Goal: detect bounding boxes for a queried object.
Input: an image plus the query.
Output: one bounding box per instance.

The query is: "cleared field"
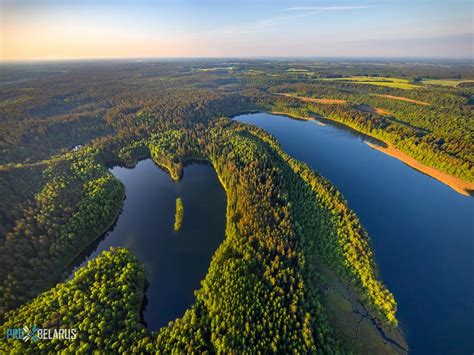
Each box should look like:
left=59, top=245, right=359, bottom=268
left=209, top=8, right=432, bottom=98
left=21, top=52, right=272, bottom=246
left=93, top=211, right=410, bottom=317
left=244, top=69, right=264, bottom=75
left=197, top=67, right=234, bottom=72
left=321, top=76, right=421, bottom=90
left=355, top=105, right=391, bottom=115
left=0, top=96, right=31, bottom=108
left=421, top=79, right=474, bottom=87
left=372, top=94, right=430, bottom=106
left=278, top=93, right=346, bottom=104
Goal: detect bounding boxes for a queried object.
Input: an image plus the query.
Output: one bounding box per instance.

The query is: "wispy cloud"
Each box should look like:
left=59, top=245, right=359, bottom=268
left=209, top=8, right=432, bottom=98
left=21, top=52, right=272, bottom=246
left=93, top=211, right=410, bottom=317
left=201, top=10, right=322, bottom=35
left=285, top=5, right=375, bottom=11
left=211, top=5, right=374, bottom=36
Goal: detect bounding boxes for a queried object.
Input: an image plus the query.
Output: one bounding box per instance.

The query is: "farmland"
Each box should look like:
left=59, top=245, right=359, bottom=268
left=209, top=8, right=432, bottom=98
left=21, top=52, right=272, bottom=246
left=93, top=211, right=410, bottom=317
left=320, top=76, right=421, bottom=90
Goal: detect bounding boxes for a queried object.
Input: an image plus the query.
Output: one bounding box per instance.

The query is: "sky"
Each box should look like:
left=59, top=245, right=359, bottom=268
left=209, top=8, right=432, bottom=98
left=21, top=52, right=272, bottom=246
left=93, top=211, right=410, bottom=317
left=1, top=0, right=473, bottom=61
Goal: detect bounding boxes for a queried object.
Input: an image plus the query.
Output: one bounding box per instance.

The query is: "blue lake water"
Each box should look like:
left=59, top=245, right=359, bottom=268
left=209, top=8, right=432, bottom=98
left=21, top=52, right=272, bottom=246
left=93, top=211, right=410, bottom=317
left=235, top=112, right=474, bottom=355
left=71, top=160, right=226, bottom=330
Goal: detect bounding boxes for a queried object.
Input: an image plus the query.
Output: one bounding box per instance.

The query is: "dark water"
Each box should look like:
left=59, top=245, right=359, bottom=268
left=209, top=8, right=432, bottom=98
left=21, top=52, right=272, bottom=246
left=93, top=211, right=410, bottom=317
left=235, top=113, right=474, bottom=355
left=71, top=160, right=226, bottom=330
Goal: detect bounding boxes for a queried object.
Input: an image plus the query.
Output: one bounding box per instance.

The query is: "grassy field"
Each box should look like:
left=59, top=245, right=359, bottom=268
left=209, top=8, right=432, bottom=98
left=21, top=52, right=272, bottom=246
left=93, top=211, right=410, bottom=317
left=421, top=79, right=474, bottom=87
left=315, top=263, right=407, bottom=353
left=372, top=94, right=430, bottom=105
left=197, top=66, right=235, bottom=72
left=278, top=93, right=346, bottom=104
left=0, top=95, right=31, bottom=108
left=286, top=68, right=309, bottom=72
left=321, top=76, right=421, bottom=90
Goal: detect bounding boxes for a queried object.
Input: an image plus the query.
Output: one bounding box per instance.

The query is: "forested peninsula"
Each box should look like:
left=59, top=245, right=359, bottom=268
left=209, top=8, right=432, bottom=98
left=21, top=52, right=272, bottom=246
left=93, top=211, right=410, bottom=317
left=2, top=59, right=472, bottom=352
left=0, top=120, right=406, bottom=353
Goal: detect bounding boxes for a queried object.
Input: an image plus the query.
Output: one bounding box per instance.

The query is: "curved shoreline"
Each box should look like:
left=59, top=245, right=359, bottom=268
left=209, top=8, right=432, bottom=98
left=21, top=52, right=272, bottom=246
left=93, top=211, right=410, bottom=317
left=366, top=142, right=474, bottom=196
left=60, top=188, right=125, bottom=281
left=268, top=111, right=473, bottom=197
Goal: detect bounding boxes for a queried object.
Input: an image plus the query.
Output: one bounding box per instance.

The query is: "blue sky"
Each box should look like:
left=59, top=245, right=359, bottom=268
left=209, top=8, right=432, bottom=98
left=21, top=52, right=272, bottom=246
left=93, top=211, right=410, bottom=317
left=2, top=0, right=473, bottom=60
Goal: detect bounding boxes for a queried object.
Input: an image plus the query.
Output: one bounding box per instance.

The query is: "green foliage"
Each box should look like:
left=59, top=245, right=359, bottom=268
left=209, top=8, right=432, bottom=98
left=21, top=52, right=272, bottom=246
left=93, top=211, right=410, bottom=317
left=174, top=197, right=184, bottom=232
left=240, top=123, right=398, bottom=324
left=0, top=248, right=155, bottom=353
left=4, top=60, right=466, bottom=352
left=0, top=121, right=399, bottom=352
left=149, top=130, right=188, bottom=180
left=0, top=147, right=124, bottom=312
left=116, top=139, right=149, bottom=167
left=152, top=125, right=339, bottom=353
left=265, top=83, right=473, bottom=182
left=421, top=79, right=474, bottom=87
left=151, top=122, right=396, bottom=351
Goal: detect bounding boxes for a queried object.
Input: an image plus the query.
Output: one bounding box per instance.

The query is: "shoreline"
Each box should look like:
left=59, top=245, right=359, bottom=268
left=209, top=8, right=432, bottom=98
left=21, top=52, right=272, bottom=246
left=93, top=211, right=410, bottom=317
left=366, top=142, right=474, bottom=196
left=271, top=111, right=317, bottom=121
left=269, top=111, right=473, bottom=197
left=60, top=187, right=125, bottom=281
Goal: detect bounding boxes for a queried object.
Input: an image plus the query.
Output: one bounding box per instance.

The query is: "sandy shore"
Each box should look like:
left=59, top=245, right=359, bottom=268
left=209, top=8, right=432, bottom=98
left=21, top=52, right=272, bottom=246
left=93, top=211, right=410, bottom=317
left=271, top=111, right=315, bottom=121
left=366, top=142, right=474, bottom=196
left=267, top=110, right=473, bottom=196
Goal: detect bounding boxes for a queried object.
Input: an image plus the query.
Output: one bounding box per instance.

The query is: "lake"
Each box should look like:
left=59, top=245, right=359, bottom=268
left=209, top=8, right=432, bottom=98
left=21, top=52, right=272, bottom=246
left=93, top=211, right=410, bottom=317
left=235, top=112, right=474, bottom=355
left=70, top=160, right=226, bottom=330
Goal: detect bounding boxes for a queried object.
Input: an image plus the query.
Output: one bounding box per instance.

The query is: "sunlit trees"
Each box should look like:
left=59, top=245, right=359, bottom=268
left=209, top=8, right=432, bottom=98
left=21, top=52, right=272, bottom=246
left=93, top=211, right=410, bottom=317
left=0, top=248, right=155, bottom=353
left=174, top=197, right=184, bottom=232
left=264, top=82, right=473, bottom=182
left=0, top=61, right=431, bottom=352
left=1, top=121, right=400, bottom=352
left=0, top=147, right=124, bottom=312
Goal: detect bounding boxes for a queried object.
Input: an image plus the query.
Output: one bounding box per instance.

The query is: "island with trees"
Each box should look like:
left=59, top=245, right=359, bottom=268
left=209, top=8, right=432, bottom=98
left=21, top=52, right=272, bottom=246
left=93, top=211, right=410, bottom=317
left=173, top=197, right=184, bottom=232
left=1, top=59, right=472, bottom=352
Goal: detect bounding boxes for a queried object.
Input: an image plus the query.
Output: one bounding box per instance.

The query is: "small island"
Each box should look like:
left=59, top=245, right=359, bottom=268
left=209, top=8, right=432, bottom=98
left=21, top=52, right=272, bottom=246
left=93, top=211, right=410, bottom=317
left=1, top=57, right=472, bottom=353
left=173, top=197, right=184, bottom=232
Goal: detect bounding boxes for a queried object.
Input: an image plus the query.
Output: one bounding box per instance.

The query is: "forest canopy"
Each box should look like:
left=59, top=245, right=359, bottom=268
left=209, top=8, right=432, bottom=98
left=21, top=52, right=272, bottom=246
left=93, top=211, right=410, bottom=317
left=2, top=59, right=470, bottom=352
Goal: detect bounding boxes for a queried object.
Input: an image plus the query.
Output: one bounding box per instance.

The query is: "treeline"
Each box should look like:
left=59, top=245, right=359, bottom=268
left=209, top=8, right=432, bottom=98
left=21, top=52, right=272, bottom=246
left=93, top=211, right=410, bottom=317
left=5, top=60, right=467, bottom=351
left=0, top=147, right=124, bottom=312
left=260, top=86, right=473, bottom=182
left=271, top=81, right=473, bottom=138
left=1, top=121, right=400, bottom=352
left=146, top=122, right=398, bottom=351
left=0, top=248, right=155, bottom=353
left=2, top=60, right=470, bottom=182
left=0, top=62, right=259, bottom=165
left=238, top=122, right=397, bottom=323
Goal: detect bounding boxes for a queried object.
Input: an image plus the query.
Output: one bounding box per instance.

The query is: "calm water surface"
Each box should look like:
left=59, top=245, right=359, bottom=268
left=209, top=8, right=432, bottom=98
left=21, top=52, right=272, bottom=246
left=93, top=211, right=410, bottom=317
left=71, top=160, right=226, bottom=330
left=235, top=112, right=474, bottom=355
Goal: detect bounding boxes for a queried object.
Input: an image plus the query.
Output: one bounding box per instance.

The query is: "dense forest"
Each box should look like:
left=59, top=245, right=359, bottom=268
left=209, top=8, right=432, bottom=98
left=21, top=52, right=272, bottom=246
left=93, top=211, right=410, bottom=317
left=1, top=59, right=471, bottom=352
left=265, top=83, right=473, bottom=182
left=1, top=60, right=472, bottom=182
left=1, top=121, right=405, bottom=352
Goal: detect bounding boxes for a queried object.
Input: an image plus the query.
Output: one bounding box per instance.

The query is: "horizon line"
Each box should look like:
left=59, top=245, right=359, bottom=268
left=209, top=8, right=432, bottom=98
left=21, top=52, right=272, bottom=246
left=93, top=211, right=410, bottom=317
left=1, top=55, right=473, bottom=64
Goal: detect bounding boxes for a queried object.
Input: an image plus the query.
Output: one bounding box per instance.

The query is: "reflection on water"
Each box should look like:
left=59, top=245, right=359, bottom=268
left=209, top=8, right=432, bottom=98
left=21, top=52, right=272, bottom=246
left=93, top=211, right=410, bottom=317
left=235, top=112, right=474, bottom=355
left=68, top=160, right=226, bottom=330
